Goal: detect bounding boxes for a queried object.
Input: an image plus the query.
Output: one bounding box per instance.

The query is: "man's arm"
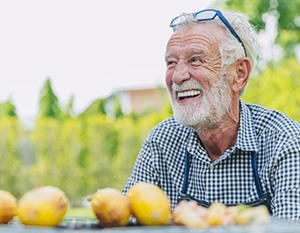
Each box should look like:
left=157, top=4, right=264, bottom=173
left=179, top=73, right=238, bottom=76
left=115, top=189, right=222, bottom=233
left=271, top=135, right=300, bottom=221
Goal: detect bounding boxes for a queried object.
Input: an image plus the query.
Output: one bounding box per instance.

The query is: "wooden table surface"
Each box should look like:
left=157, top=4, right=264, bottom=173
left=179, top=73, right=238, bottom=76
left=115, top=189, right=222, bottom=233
left=0, top=217, right=299, bottom=233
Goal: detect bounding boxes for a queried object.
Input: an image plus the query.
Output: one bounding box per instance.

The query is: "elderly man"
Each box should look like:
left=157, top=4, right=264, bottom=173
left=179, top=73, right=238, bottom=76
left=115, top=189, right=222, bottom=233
left=123, top=8, right=300, bottom=221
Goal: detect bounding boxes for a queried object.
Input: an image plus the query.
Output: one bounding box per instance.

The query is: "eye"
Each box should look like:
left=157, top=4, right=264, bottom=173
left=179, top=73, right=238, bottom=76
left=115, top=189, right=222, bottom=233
left=190, top=57, right=203, bottom=65
left=166, top=59, right=177, bottom=68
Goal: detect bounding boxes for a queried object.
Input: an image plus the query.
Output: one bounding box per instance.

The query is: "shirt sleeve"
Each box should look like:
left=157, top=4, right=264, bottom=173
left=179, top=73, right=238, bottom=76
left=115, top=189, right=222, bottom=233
left=271, top=134, right=300, bottom=221
left=122, top=140, right=160, bottom=195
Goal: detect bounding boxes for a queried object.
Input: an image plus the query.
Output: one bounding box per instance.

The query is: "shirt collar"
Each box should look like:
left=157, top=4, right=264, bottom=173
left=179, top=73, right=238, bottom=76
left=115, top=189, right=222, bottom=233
left=187, top=100, right=259, bottom=156
left=235, top=100, right=259, bottom=152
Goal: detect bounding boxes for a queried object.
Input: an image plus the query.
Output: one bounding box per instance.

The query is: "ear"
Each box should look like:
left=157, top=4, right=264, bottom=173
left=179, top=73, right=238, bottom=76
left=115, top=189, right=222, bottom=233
left=232, top=58, right=251, bottom=93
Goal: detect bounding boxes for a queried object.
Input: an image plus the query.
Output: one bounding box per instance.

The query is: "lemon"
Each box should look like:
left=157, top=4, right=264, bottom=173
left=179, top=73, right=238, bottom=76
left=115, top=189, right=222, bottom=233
left=18, top=186, right=69, bottom=227
left=91, top=188, right=131, bottom=227
left=126, top=182, right=171, bottom=226
left=0, top=190, right=18, bottom=224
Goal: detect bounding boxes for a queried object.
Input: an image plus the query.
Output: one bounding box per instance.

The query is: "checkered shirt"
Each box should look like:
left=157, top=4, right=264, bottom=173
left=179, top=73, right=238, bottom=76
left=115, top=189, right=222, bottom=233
left=123, top=101, right=300, bottom=221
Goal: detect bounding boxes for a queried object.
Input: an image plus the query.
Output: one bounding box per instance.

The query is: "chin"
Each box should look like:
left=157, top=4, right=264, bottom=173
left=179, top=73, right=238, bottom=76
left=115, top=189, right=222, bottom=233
left=172, top=99, right=202, bottom=124
left=173, top=109, right=201, bottom=127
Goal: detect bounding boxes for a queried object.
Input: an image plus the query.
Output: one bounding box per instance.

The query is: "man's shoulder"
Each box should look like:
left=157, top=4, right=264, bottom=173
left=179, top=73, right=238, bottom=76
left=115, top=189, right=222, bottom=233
left=244, top=102, right=300, bottom=136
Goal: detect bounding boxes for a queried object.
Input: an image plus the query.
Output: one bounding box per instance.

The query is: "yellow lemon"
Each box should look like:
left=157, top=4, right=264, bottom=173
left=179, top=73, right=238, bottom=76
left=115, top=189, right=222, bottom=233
left=18, top=186, right=69, bottom=227
left=126, top=182, right=171, bottom=226
left=0, top=190, right=18, bottom=224
left=91, top=188, right=131, bottom=227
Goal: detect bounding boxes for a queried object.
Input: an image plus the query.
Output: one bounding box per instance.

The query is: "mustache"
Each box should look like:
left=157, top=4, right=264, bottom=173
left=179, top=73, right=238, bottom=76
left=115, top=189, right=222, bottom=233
left=172, top=79, right=203, bottom=92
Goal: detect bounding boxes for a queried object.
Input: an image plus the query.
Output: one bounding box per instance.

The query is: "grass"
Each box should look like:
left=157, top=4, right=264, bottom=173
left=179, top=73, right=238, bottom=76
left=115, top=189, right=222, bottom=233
left=66, top=207, right=96, bottom=220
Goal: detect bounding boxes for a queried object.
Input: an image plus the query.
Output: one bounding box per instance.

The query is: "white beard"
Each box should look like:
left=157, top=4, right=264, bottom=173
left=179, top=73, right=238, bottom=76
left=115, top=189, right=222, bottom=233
left=168, top=74, right=232, bottom=132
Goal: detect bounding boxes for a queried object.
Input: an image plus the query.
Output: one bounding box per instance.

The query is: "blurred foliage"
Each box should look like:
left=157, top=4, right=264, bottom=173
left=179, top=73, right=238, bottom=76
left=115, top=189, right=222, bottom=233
left=217, top=0, right=300, bottom=58
left=0, top=117, right=24, bottom=196
left=0, top=112, right=169, bottom=205
left=220, top=0, right=300, bottom=30
left=242, top=57, right=300, bottom=121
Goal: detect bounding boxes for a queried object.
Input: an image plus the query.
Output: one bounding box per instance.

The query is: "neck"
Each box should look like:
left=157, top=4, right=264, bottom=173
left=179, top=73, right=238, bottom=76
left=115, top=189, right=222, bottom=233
left=195, top=106, right=240, bottom=162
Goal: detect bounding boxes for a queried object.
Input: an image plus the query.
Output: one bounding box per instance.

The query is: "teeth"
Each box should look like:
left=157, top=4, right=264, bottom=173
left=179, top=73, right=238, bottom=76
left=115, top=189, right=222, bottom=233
left=177, top=90, right=201, bottom=98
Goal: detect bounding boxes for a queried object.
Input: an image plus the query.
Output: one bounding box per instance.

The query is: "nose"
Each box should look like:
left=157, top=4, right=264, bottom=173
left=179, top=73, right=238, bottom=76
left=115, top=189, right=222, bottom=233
left=172, top=60, right=191, bottom=84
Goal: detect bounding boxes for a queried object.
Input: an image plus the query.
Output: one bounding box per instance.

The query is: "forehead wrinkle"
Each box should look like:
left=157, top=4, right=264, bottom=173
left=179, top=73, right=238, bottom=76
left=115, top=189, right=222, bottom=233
left=168, top=23, right=224, bottom=47
left=187, top=49, right=205, bottom=57
left=167, top=33, right=219, bottom=53
left=166, top=25, right=224, bottom=65
left=166, top=36, right=210, bottom=60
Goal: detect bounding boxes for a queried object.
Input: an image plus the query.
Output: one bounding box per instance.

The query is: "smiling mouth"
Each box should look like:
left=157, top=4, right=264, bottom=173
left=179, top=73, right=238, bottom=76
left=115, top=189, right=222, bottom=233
left=177, top=90, right=201, bottom=100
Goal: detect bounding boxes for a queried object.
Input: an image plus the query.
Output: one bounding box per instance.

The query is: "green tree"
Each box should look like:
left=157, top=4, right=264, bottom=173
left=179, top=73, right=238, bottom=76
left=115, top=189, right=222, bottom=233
left=0, top=99, right=18, bottom=117
left=38, top=78, right=62, bottom=119
left=62, top=95, right=75, bottom=119
left=114, top=97, right=124, bottom=119
left=79, top=98, right=107, bottom=117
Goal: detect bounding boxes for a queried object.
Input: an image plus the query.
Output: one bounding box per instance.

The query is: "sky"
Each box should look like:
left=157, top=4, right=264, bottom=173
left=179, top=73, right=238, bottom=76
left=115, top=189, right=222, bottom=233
left=0, top=0, right=216, bottom=121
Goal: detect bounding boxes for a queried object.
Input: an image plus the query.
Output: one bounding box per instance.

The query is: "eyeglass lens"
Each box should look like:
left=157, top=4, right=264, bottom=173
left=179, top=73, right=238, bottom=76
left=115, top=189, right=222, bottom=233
left=194, top=10, right=217, bottom=21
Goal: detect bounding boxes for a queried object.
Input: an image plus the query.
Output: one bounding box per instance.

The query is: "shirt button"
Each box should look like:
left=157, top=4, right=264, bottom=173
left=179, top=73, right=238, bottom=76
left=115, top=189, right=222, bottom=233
left=209, top=165, right=214, bottom=170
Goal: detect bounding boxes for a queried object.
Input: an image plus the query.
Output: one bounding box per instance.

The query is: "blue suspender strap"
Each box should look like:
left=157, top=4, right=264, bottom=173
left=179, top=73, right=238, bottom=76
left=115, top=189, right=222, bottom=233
left=251, top=152, right=273, bottom=214
left=182, top=149, right=190, bottom=195
left=179, top=150, right=211, bottom=208
left=251, top=152, right=264, bottom=198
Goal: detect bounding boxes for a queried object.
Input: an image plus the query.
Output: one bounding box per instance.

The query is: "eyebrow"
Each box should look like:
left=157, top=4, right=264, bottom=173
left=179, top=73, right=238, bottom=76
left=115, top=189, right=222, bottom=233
left=165, top=52, right=176, bottom=61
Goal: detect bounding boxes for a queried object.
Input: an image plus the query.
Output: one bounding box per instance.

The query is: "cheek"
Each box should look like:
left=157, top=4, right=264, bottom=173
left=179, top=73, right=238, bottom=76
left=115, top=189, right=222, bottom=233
left=201, top=61, right=222, bottom=78
left=192, top=69, right=217, bottom=88
left=165, top=70, right=173, bottom=90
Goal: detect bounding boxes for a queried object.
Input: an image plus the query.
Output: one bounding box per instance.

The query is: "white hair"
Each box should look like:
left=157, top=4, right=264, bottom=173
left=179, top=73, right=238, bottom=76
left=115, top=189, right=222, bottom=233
left=218, top=10, right=258, bottom=69
left=172, top=8, right=258, bottom=71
